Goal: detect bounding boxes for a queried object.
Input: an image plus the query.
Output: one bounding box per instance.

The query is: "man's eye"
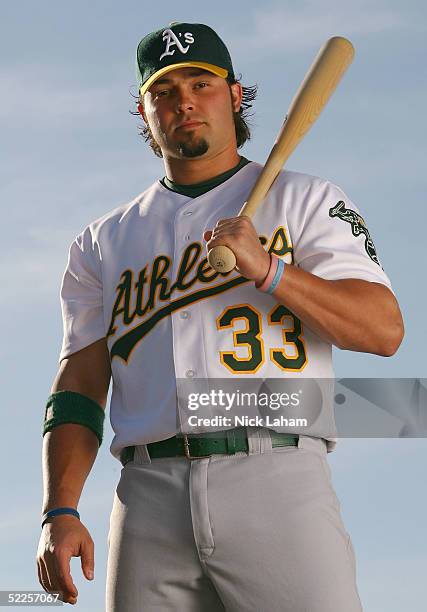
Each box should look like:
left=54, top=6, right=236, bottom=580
left=195, top=81, right=209, bottom=89
left=155, top=90, right=170, bottom=98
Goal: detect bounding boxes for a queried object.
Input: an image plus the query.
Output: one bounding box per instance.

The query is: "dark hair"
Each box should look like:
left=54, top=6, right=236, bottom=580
left=129, top=74, right=258, bottom=158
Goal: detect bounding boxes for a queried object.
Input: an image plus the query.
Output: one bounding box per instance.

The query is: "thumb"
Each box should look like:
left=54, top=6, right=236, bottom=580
left=80, top=539, right=95, bottom=581
left=203, top=230, right=213, bottom=241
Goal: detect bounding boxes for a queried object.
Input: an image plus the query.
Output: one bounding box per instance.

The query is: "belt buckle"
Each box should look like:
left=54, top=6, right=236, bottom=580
left=182, top=433, right=212, bottom=460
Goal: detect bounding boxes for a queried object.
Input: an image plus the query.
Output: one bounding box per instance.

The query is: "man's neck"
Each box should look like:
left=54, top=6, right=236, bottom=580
left=163, top=148, right=241, bottom=185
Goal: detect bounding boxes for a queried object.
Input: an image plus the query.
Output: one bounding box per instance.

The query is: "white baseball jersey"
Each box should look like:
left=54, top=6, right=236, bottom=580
left=58, top=161, right=395, bottom=460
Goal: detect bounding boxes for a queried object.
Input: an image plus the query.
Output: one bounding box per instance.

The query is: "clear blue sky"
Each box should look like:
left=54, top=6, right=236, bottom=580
left=1, top=1, right=426, bottom=610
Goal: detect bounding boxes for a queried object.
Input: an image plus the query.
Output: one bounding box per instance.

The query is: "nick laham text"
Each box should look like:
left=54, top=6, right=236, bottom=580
left=187, top=416, right=308, bottom=428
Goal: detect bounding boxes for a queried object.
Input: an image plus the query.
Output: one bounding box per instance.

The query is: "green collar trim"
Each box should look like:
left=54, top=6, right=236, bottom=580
left=160, top=156, right=251, bottom=198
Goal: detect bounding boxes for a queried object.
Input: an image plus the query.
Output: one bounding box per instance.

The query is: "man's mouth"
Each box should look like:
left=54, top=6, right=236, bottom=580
left=175, top=121, right=205, bottom=131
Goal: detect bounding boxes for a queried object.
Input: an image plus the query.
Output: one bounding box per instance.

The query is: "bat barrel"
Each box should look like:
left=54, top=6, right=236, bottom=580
left=208, top=36, right=355, bottom=273
left=241, top=36, right=354, bottom=220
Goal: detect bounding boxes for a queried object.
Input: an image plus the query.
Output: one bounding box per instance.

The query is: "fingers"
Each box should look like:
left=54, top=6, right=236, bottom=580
left=207, top=226, right=245, bottom=246
left=214, top=215, right=252, bottom=229
left=54, top=550, right=78, bottom=603
left=204, top=216, right=254, bottom=244
left=214, top=215, right=251, bottom=227
left=80, top=537, right=95, bottom=581
left=212, top=217, right=253, bottom=239
left=37, top=556, right=50, bottom=593
left=38, top=554, right=77, bottom=605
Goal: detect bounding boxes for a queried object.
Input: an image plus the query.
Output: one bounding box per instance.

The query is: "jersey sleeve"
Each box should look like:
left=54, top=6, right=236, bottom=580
left=58, top=226, right=105, bottom=364
left=291, top=180, right=395, bottom=294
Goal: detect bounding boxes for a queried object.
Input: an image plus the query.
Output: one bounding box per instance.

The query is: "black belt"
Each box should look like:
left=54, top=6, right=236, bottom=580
left=120, top=428, right=299, bottom=465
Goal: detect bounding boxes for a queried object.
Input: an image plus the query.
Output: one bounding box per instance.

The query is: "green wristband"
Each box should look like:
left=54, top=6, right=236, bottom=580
left=43, top=390, right=105, bottom=447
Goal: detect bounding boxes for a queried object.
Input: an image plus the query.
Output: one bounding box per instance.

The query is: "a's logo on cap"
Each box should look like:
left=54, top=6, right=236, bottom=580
left=159, top=28, right=195, bottom=61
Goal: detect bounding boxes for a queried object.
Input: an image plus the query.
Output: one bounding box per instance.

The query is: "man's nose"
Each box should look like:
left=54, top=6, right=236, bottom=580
left=175, top=88, right=194, bottom=112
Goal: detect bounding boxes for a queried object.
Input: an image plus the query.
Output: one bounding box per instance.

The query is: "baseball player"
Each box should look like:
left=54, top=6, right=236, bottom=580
left=37, top=22, right=404, bottom=611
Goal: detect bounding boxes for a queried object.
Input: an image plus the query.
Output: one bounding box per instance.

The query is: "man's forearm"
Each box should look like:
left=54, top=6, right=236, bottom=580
left=41, top=423, right=99, bottom=514
left=271, top=263, right=404, bottom=355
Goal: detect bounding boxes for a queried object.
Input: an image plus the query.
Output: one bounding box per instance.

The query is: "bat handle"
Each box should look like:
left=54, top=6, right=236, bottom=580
left=207, top=245, right=237, bottom=273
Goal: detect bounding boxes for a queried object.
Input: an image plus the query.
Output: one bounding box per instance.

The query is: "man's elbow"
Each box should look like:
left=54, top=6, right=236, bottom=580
left=371, top=287, right=405, bottom=357
left=337, top=287, right=405, bottom=356
left=377, top=317, right=405, bottom=357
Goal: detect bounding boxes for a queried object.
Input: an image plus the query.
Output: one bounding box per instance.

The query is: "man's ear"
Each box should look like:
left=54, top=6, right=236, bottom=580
left=137, top=101, right=147, bottom=123
left=230, top=82, right=243, bottom=113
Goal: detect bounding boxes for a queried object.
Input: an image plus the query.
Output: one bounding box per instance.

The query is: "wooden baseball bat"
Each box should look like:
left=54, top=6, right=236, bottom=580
left=207, top=36, right=355, bottom=273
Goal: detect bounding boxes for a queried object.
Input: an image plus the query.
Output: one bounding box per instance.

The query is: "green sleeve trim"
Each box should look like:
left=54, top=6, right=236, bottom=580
left=43, top=390, right=105, bottom=447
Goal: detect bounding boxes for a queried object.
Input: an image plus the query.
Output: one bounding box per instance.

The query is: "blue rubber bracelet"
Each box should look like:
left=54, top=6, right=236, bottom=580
left=41, top=507, right=80, bottom=529
left=266, top=258, right=286, bottom=294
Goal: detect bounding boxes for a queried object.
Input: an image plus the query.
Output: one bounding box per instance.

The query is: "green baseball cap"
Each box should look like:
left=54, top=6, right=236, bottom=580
left=136, top=22, right=235, bottom=97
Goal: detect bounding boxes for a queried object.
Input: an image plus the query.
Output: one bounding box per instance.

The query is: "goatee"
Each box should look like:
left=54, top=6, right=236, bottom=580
left=177, top=138, right=209, bottom=158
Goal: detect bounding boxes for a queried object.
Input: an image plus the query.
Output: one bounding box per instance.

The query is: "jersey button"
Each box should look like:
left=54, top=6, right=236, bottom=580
left=185, top=369, right=195, bottom=378
left=184, top=234, right=191, bottom=241
left=180, top=310, right=190, bottom=319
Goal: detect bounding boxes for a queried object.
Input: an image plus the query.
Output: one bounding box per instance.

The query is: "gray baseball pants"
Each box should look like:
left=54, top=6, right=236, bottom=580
left=106, top=429, right=363, bottom=611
